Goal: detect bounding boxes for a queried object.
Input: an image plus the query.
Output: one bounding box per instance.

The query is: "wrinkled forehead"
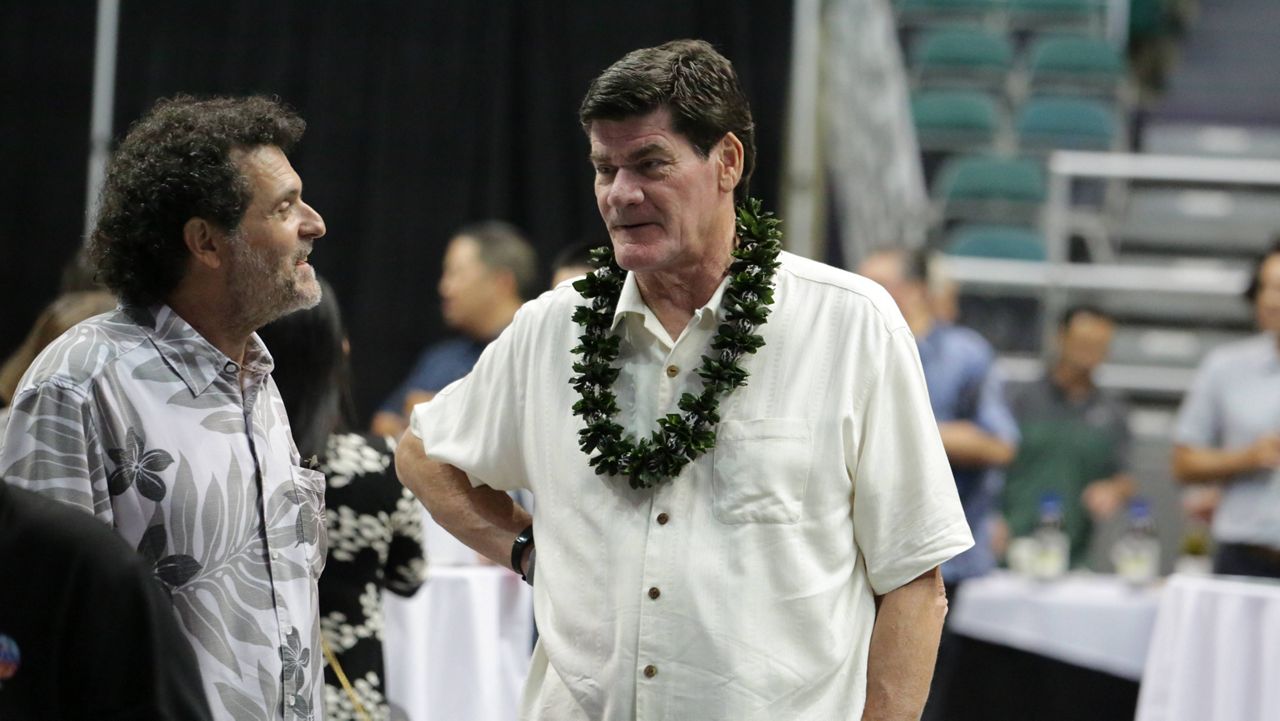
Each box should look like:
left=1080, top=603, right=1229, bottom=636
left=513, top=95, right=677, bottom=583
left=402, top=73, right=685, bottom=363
left=587, top=108, right=691, bottom=158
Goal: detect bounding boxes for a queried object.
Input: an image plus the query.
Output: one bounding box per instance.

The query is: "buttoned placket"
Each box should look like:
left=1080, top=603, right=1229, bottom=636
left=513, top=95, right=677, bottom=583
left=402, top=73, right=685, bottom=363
left=234, top=363, right=299, bottom=717
left=632, top=306, right=718, bottom=719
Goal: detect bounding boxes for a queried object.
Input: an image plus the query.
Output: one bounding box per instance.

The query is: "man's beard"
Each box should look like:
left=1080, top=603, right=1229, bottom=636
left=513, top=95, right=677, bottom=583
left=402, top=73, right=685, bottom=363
left=226, top=233, right=321, bottom=332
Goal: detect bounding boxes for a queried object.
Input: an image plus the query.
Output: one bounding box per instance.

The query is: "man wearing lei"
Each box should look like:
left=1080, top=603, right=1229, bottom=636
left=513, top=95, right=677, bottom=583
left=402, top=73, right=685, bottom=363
left=397, top=39, right=973, bottom=721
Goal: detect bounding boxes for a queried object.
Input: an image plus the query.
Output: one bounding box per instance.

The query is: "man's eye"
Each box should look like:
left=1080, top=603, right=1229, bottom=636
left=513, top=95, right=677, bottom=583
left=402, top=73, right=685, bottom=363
left=595, top=166, right=615, bottom=177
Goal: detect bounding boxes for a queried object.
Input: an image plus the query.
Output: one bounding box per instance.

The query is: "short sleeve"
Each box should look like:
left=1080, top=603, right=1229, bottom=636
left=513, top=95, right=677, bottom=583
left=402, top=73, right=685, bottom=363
left=409, top=307, right=534, bottom=492
left=1174, top=352, right=1222, bottom=448
left=851, top=328, right=975, bottom=595
left=0, top=380, right=108, bottom=519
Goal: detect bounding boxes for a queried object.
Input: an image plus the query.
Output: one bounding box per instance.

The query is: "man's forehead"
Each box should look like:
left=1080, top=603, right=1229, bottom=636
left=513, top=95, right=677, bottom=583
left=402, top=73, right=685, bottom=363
left=588, top=109, right=687, bottom=157
left=233, top=145, right=300, bottom=193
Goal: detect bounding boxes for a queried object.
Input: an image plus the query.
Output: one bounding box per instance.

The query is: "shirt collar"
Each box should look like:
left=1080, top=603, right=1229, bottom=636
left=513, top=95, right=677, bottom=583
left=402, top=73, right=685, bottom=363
left=129, top=304, right=275, bottom=397
left=609, top=271, right=732, bottom=336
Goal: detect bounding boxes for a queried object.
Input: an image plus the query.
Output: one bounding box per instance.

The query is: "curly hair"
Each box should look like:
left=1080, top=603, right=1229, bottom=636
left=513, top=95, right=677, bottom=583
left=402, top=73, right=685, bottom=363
left=89, top=95, right=305, bottom=307
left=579, top=39, right=756, bottom=203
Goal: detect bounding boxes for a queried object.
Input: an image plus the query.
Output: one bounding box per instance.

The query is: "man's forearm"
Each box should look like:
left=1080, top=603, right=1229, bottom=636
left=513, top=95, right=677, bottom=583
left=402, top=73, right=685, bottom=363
left=938, top=421, right=1015, bottom=468
left=395, top=430, right=531, bottom=568
left=862, top=567, right=948, bottom=721
left=1172, top=444, right=1257, bottom=484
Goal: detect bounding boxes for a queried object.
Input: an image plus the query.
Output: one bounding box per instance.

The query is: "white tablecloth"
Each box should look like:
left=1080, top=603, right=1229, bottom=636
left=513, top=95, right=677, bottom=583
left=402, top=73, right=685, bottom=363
left=383, top=565, right=533, bottom=721
left=950, top=570, right=1162, bottom=680
left=1136, top=573, right=1280, bottom=721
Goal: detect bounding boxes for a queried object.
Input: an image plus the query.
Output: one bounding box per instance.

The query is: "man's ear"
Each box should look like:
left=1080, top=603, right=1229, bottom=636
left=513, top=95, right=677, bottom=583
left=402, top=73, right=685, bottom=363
left=494, top=268, right=520, bottom=300
left=716, top=132, right=744, bottom=195
left=183, top=218, right=227, bottom=270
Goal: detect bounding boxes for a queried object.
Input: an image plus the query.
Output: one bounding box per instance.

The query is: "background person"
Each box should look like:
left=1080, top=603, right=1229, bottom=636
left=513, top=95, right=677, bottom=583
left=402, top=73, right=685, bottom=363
left=0, top=290, right=116, bottom=432
left=0, top=477, right=213, bottom=721
left=370, top=221, right=537, bottom=438
left=858, top=247, right=1018, bottom=586
left=1002, top=305, right=1136, bottom=566
left=1172, top=238, right=1280, bottom=579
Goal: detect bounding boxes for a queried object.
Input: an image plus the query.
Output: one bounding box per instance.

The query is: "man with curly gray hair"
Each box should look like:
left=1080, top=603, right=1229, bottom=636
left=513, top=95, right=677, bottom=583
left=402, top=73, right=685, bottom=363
left=1, top=95, right=329, bottom=720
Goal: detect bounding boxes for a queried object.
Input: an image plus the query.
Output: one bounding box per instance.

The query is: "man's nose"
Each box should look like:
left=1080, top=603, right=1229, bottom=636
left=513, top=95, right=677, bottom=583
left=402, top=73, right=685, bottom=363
left=607, top=169, right=644, bottom=208
left=301, top=201, right=326, bottom=239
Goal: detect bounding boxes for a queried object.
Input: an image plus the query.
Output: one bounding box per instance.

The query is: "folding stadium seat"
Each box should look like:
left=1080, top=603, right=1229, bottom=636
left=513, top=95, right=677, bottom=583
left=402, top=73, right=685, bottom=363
left=943, top=223, right=1046, bottom=352
left=1024, top=34, right=1128, bottom=100
left=911, top=89, right=1004, bottom=153
left=932, top=154, right=1045, bottom=225
left=911, top=27, right=1015, bottom=92
left=944, top=223, right=1047, bottom=260
left=896, top=0, right=1007, bottom=30
left=1015, top=96, right=1118, bottom=152
left=1007, top=0, right=1107, bottom=34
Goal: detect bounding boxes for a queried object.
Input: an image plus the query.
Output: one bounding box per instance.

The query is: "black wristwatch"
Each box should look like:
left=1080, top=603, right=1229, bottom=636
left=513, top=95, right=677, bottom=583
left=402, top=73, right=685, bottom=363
left=511, top=525, right=535, bottom=584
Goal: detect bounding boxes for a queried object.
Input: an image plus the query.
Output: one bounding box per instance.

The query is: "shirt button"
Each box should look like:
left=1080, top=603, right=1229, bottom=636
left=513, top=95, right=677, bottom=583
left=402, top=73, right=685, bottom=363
left=223, top=361, right=237, bottom=374
left=271, top=551, right=280, bottom=561
left=656, top=512, right=669, bottom=525
left=665, top=365, right=679, bottom=378
left=648, top=587, right=661, bottom=599
left=643, top=664, right=658, bottom=678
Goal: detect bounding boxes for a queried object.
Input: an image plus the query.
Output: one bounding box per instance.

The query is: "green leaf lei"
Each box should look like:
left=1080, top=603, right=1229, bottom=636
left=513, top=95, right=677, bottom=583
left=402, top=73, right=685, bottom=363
left=569, top=198, right=783, bottom=490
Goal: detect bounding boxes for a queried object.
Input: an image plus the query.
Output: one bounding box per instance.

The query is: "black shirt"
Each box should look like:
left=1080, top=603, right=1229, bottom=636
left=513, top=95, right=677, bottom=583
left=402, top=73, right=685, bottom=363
left=0, top=480, right=212, bottom=721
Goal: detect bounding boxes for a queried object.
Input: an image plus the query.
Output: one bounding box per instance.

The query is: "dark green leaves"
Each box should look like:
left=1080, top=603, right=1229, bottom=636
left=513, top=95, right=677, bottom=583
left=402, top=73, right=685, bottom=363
left=567, top=198, right=782, bottom=490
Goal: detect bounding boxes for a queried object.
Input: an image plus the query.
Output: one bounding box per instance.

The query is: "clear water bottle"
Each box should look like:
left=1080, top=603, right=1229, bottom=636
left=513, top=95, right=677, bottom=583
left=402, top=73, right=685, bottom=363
left=1112, top=498, right=1161, bottom=585
left=1033, top=493, right=1070, bottom=580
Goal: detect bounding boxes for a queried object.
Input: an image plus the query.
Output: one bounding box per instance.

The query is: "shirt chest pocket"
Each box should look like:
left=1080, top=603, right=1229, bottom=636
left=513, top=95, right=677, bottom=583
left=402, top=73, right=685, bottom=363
left=290, top=466, right=328, bottom=578
left=711, top=418, right=812, bottom=524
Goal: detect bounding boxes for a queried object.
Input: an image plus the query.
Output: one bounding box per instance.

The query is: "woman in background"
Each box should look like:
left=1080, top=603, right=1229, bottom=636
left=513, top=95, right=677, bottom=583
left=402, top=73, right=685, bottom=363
left=259, top=278, right=426, bottom=721
left=0, top=290, right=116, bottom=430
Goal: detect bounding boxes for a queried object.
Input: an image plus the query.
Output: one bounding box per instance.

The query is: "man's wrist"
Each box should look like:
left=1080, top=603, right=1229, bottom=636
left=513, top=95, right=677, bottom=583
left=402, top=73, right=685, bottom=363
left=511, top=524, right=535, bottom=584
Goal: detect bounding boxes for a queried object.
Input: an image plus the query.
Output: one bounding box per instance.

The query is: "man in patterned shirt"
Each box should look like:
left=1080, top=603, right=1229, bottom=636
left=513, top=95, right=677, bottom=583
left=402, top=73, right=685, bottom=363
left=0, top=96, right=328, bottom=720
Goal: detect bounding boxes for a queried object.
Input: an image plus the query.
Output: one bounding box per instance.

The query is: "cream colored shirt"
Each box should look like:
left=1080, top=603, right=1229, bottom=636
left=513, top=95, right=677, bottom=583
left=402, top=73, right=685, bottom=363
left=412, top=251, right=973, bottom=720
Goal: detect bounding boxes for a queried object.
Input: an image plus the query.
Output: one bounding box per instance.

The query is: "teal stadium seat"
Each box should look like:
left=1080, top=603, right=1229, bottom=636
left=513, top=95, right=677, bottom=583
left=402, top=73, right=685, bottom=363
left=1008, top=0, right=1107, bottom=33
left=1027, top=35, right=1126, bottom=96
left=945, top=224, right=1047, bottom=260
left=932, top=154, right=1046, bottom=224
left=911, top=27, right=1015, bottom=91
left=1016, top=96, right=1116, bottom=151
left=912, top=90, right=1002, bottom=153
left=897, top=0, right=1007, bottom=29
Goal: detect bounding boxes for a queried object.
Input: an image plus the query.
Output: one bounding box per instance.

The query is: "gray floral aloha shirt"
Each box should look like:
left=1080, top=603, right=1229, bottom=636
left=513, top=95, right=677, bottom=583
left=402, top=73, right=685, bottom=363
left=0, top=305, right=326, bottom=721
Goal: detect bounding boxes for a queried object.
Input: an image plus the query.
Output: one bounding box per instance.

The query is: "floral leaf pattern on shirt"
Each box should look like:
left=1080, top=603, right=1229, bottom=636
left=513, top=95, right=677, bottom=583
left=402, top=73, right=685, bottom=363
left=200, top=410, right=246, bottom=435
left=137, top=521, right=167, bottom=565
left=156, top=554, right=203, bottom=587
left=106, top=428, right=173, bottom=500
left=281, top=626, right=314, bottom=720
left=215, top=681, right=267, bottom=720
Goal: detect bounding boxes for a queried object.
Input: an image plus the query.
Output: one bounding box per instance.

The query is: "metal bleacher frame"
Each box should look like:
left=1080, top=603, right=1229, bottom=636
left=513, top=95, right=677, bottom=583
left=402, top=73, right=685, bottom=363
left=940, top=150, right=1280, bottom=398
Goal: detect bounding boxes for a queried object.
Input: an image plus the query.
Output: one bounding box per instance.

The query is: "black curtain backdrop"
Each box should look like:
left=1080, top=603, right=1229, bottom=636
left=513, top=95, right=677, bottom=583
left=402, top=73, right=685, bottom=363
left=2, top=1, right=793, bottom=420
left=0, top=4, right=95, bottom=367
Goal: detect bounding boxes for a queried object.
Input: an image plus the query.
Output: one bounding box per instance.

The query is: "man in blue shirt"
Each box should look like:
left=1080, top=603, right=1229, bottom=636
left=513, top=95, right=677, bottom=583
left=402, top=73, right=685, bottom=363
left=371, top=221, right=538, bottom=438
left=860, top=248, right=1019, bottom=721
left=859, top=248, right=1019, bottom=584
